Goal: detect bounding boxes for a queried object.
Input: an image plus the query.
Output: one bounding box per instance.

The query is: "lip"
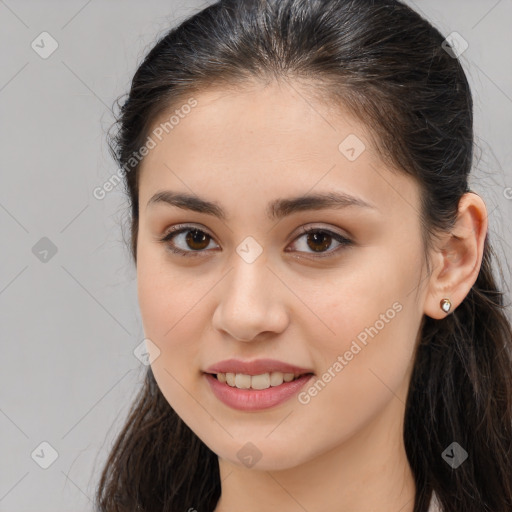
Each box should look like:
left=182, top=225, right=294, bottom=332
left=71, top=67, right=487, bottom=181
left=204, top=372, right=315, bottom=411
left=204, top=358, right=314, bottom=376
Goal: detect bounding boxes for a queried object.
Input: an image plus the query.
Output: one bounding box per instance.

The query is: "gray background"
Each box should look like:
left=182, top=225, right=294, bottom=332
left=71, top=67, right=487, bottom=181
left=1, top=1, right=511, bottom=510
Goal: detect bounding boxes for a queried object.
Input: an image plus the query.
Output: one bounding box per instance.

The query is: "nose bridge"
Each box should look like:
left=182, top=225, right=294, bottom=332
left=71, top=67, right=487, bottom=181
left=212, top=243, right=288, bottom=341
left=229, top=248, right=269, bottom=305
left=228, top=233, right=271, bottom=302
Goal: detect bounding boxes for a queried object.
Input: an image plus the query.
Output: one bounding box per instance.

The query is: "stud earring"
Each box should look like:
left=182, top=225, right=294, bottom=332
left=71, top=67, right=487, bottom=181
left=440, top=298, right=452, bottom=313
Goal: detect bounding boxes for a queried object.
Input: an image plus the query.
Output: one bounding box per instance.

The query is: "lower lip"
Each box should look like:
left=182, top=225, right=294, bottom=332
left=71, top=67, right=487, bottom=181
left=204, top=373, right=315, bottom=411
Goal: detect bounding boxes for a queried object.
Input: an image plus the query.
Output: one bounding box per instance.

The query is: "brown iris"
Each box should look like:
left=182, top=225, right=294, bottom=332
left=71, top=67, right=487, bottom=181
left=185, top=229, right=210, bottom=251
left=306, top=230, right=332, bottom=252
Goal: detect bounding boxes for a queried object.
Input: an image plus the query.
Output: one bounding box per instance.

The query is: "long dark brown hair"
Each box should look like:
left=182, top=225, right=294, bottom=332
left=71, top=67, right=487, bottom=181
left=94, top=1, right=512, bottom=510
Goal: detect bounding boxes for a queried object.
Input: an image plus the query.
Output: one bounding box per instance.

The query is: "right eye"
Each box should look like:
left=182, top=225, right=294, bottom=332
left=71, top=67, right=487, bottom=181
left=159, top=225, right=220, bottom=258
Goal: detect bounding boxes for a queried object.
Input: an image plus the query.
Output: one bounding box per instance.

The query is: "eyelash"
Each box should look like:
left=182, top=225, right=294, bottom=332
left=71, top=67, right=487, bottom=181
left=158, top=224, right=353, bottom=259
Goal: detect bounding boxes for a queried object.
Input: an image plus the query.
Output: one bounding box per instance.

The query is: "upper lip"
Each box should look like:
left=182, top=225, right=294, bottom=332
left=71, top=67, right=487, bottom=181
left=204, top=358, right=315, bottom=376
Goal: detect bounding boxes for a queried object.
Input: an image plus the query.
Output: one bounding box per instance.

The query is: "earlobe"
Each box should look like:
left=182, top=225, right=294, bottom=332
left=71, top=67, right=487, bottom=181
left=423, top=192, right=488, bottom=320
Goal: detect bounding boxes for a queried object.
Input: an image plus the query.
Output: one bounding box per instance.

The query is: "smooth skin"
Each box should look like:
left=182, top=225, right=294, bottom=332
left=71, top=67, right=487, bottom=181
left=135, top=80, right=488, bottom=512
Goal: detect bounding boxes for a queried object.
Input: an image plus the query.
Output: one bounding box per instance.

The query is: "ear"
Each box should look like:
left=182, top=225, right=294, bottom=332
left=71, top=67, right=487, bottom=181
left=423, top=192, right=488, bottom=320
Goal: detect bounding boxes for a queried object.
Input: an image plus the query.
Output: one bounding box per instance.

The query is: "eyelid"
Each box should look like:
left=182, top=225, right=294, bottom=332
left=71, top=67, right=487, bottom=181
left=161, top=223, right=214, bottom=239
left=293, top=223, right=351, bottom=241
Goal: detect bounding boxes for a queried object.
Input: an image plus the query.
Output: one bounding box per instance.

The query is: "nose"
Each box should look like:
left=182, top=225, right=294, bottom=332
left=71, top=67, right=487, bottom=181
left=211, top=257, right=289, bottom=342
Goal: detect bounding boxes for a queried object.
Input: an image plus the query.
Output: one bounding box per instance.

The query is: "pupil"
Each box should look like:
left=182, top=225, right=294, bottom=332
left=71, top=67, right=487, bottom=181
left=307, top=231, right=331, bottom=252
left=186, top=229, right=209, bottom=250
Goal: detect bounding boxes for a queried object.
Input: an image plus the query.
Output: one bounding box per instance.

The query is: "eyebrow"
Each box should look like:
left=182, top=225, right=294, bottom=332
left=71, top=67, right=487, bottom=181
left=146, top=190, right=378, bottom=221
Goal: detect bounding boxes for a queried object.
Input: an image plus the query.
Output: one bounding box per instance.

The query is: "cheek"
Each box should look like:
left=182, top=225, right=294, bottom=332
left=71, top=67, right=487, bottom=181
left=136, top=252, right=198, bottom=374
left=296, top=297, right=417, bottom=444
left=136, top=262, right=206, bottom=414
left=137, top=270, right=172, bottom=341
left=136, top=241, right=194, bottom=335
left=300, top=252, right=421, bottom=399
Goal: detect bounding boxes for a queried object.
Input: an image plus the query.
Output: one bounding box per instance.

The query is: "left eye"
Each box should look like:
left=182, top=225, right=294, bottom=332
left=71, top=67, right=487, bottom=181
left=159, top=225, right=352, bottom=258
left=287, top=226, right=353, bottom=257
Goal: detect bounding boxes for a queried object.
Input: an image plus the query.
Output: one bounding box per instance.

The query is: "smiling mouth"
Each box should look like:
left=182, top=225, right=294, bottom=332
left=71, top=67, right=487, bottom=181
left=207, top=371, right=315, bottom=390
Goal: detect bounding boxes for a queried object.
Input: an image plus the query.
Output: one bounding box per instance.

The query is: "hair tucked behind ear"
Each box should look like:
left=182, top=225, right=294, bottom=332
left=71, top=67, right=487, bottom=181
left=95, top=1, right=512, bottom=510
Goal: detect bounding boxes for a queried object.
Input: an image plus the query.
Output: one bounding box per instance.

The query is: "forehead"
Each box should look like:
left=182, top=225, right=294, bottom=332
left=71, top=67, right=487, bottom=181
left=138, top=81, right=420, bottom=220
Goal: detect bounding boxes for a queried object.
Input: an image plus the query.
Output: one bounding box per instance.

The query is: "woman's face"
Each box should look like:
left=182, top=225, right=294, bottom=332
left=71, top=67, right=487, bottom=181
left=136, top=81, right=430, bottom=470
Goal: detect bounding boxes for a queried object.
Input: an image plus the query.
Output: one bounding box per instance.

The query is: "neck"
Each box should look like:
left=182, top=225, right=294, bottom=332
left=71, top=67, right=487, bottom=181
left=214, top=391, right=416, bottom=512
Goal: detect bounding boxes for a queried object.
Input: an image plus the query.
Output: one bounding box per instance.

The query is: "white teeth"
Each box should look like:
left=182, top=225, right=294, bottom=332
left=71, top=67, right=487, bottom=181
left=216, top=371, right=302, bottom=389
left=251, top=373, right=270, bottom=390
left=235, top=373, right=251, bottom=389
left=226, top=373, right=235, bottom=386
left=269, top=372, right=283, bottom=387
